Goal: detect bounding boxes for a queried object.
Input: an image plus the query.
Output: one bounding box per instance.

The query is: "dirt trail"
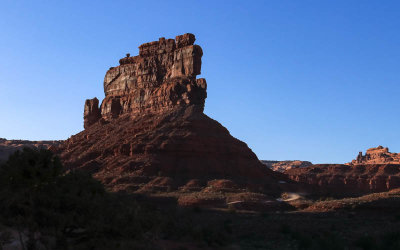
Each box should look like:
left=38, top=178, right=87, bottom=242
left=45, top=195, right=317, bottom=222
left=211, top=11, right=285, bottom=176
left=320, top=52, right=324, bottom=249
left=276, top=193, right=302, bottom=202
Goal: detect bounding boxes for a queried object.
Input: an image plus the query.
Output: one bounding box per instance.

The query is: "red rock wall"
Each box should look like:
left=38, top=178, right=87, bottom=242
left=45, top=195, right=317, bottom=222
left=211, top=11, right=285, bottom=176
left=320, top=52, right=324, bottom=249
left=84, top=98, right=101, bottom=129
left=286, top=164, right=400, bottom=195
left=84, top=33, right=206, bottom=128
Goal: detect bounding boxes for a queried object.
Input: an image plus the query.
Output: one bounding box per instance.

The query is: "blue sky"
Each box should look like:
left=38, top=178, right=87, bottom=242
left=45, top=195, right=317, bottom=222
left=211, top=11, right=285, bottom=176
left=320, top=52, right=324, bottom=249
left=1, top=0, right=399, bottom=163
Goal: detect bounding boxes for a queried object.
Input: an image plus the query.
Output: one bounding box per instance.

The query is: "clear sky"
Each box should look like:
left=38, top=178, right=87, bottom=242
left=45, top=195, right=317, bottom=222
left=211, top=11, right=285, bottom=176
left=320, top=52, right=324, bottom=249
left=1, top=0, right=399, bottom=163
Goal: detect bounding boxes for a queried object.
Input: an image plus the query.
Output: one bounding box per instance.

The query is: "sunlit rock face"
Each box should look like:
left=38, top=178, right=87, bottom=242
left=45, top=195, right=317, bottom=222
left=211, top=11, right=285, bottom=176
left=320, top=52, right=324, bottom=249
left=349, top=146, right=400, bottom=165
left=84, top=33, right=207, bottom=127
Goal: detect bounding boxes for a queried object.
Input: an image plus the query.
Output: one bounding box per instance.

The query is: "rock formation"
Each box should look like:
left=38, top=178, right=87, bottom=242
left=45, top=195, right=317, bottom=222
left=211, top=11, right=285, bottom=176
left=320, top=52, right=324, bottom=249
left=286, top=164, right=400, bottom=195
left=83, top=33, right=206, bottom=128
left=285, top=147, right=400, bottom=195
left=261, top=160, right=312, bottom=172
left=84, top=98, right=101, bottom=129
left=0, top=138, right=62, bottom=163
left=56, top=34, right=287, bottom=195
left=349, top=146, right=400, bottom=165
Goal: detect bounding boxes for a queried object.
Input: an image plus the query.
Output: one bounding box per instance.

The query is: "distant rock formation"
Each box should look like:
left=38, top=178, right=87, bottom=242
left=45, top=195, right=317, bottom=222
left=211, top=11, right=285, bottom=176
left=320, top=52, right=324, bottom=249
left=261, top=160, right=312, bottom=172
left=56, top=34, right=288, bottom=195
left=285, top=146, right=400, bottom=195
left=0, top=138, right=62, bottom=163
left=286, top=164, right=400, bottom=195
left=349, top=146, right=400, bottom=165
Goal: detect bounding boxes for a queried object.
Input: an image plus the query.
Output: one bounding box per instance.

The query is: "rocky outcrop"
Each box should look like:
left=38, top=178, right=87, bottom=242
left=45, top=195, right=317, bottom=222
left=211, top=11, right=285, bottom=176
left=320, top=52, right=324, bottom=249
left=349, top=146, right=400, bottom=165
left=84, top=98, right=101, bottom=129
left=0, top=138, right=62, bottom=163
left=83, top=33, right=206, bottom=128
left=57, top=34, right=289, bottom=195
left=286, top=164, right=400, bottom=195
left=261, top=160, right=312, bottom=172
left=284, top=146, right=400, bottom=196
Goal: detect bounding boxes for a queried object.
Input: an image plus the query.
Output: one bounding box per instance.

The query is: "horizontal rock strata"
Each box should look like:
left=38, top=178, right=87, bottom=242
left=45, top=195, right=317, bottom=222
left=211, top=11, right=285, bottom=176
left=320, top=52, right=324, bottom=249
left=56, top=34, right=289, bottom=195
left=286, top=164, right=400, bottom=195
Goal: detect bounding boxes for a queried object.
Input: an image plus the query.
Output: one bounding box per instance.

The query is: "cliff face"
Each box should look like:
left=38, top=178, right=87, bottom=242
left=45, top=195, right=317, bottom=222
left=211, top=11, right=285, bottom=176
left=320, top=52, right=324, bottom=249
left=58, top=34, right=287, bottom=194
left=84, top=33, right=206, bottom=127
left=286, top=164, right=400, bottom=195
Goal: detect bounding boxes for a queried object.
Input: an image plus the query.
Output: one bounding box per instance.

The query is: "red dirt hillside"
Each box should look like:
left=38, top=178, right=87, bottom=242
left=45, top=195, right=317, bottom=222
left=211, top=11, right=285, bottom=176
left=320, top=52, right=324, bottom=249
left=55, top=33, right=289, bottom=196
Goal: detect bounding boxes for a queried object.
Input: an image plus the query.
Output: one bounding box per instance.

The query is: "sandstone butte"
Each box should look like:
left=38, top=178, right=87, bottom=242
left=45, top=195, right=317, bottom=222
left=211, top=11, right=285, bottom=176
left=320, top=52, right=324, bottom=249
left=285, top=146, right=400, bottom=195
left=349, top=145, right=400, bottom=165
left=55, top=33, right=289, bottom=197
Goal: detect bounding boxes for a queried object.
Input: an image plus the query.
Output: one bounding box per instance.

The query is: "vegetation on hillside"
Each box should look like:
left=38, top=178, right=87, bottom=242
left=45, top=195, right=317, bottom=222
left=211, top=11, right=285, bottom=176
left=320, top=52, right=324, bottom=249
left=0, top=148, right=163, bottom=249
left=1, top=148, right=400, bottom=249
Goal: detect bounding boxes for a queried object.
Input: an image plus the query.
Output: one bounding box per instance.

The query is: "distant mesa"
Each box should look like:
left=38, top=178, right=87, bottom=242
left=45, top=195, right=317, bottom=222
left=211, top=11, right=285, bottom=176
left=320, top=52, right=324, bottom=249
left=0, top=138, right=62, bottom=163
left=348, top=145, right=400, bottom=165
left=261, top=160, right=312, bottom=172
left=285, top=146, right=400, bottom=195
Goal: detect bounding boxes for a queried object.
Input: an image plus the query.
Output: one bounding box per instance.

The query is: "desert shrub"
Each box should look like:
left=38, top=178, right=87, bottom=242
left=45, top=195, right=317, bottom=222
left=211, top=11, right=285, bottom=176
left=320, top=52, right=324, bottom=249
left=355, top=234, right=377, bottom=250
left=351, top=231, right=400, bottom=250
left=379, top=231, right=400, bottom=250
left=0, top=229, right=12, bottom=247
left=280, top=223, right=292, bottom=235
left=192, top=206, right=202, bottom=213
left=227, top=203, right=236, bottom=213
left=0, top=148, right=160, bottom=249
left=280, top=224, right=345, bottom=250
left=313, top=232, right=345, bottom=250
left=0, top=148, right=105, bottom=227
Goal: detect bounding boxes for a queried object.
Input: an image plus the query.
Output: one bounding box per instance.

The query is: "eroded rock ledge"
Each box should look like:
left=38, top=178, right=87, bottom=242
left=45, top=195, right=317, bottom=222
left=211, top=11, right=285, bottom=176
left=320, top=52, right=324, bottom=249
left=349, top=146, right=400, bottom=165
left=84, top=33, right=206, bottom=128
